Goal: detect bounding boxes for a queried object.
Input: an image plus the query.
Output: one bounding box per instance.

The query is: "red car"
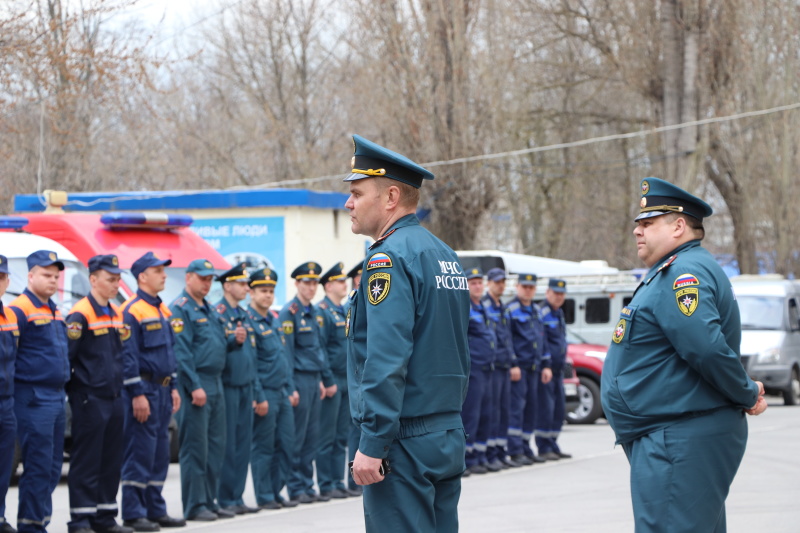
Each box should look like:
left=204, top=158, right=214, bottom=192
left=565, top=330, right=608, bottom=424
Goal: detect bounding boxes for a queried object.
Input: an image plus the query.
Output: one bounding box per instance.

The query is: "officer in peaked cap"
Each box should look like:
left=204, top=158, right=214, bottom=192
left=315, top=263, right=351, bottom=499
left=346, top=263, right=363, bottom=288
left=0, top=255, right=19, bottom=533
left=505, top=272, right=550, bottom=466
left=602, top=177, right=767, bottom=532
left=279, top=261, right=335, bottom=504
left=170, top=259, right=229, bottom=521
left=247, top=267, right=298, bottom=510
left=461, top=268, right=498, bottom=475
left=481, top=268, right=520, bottom=470
left=534, top=278, right=571, bottom=463
left=65, top=254, right=130, bottom=533
left=343, top=135, right=470, bottom=532
left=214, top=263, right=263, bottom=514
left=8, top=251, right=69, bottom=533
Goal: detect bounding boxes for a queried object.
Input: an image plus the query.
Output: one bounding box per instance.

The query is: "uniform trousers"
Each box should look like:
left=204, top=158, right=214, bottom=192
left=316, top=373, right=349, bottom=493
left=460, top=368, right=493, bottom=467
left=218, top=383, right=254, bottom=508
left=14, top=383, right=65, bottom=533
left=177, top=381, right=225, bottom=519
left=287, top=371, right=321, bottom=498
left=534, top=372, right=565, bottom=454
left=0, top=397, right=16, bottom=526
left=251, top=388, right=294, bottom=504
left=621, top=407, right=748, bottom=533
left=486, top=368, right=510, bottom=462
left=67, top=391, right=125, bottom=531
left=121, top=381, right=172, bottom=521
left=507, top=367, right=538, bottom=457
left=362, top=415, right=465, bottom=533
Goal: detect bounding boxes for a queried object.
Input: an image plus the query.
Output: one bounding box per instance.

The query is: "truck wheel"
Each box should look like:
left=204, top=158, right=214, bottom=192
left=783, top=367, right=800, bottom=406
left=567, top=377, right=602, bottom=424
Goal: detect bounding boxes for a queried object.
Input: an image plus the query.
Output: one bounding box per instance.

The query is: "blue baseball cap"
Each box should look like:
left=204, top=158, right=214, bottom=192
left=88, top=254, right=122, bottom=274
left=131, top=251, right=172, bottom=279
left=0, top=255, right=8, bottom=275
left=343, top=134, right=434, bottom=189
left=187, top=259, right=216, bottom=277
left=636, top=177, right=713, bottom=222
left=27, top=250, right=64, bottom=271
left=518, top=273, right=537, bottom=286
left=466, top=267, right=484, bottom=280
left=548, top=279, right=567, bottom=293
left=486, top=268, right=506, bottom=282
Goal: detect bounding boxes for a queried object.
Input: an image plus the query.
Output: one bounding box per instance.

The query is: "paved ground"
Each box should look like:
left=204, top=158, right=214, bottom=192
left=6, top=399, right=799, bottom=532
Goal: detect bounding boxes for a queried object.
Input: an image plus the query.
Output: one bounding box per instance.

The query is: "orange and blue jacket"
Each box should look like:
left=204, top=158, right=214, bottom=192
left=66, top=293, right=124, bottom=397
left=0, top=302, right=19, bottom=398
left=9, top=289, right=69, bottom=389
left=120, top=289, right=177, bottom=397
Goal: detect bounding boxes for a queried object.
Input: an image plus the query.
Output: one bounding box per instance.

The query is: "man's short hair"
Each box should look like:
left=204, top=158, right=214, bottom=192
left=665, top=212, right=705, bottom=240
left=375, top=177, right=420, bottom=209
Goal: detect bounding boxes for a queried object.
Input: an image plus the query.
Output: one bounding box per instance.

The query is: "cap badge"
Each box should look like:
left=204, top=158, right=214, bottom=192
left=641, top=180, right=650, bottom=194
left=526, top=275, right=532, bottom=281
left=558, top=281, right=565, bottom=287
left=263, top=268, right=271, bottom=276
left=204, top=261, right=212, bottom=269
left=153, top=253, right=160, bottom=260
left=308, top=262, right=316, bottom=270
left=641, top=197, right=647, bottom=208
left=49, top=252, right=56, bottom=260
left=351, top=156, right=356, bottom=168
left=472, top=269, right=478, bottom=275
left=112, top=256, right=119, bottom=266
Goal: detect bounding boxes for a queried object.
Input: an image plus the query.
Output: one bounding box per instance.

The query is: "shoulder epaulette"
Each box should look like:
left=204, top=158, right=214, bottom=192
left=647, top=254, right=678, bottom=284
left=318, top=301, right=328, bottom=310
left=369, top=228, right=397, bottom=250
left=175, top=297, right=189, bottom=308
left=289, top=302, right=299, bottom=315
left=216, top=303, right=227, bottom=314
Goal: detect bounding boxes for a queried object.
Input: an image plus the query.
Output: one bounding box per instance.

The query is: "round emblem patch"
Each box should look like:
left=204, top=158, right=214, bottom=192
left=612, top=319, right=626, bottom=344
left=641, top=180, right=649, bottom=194
left=367, top=272, right=391, bottom=305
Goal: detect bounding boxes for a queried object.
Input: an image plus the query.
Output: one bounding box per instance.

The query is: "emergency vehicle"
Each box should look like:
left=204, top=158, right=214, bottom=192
left=20, top=211, right=230, bottom=305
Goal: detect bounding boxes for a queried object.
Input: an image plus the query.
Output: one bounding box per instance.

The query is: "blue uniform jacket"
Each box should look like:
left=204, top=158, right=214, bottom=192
left=481, top=294, right=515, bottom=367
left=0, top=302, right=19, bottom=398
left=10, top=289, right=69, bottom=388
left=506, top=297, right=546, bottom=370
left=278, top=297, right=333, bottom=386
left=247, top=306, right=294, bottom=393
left=169, top=291, right=227, bottom=396
left=347, top=214, right=470, bottom=459
left=120, top=289, right=178, bottom=397
left=601, top=240, right=760, bottom=444
left=65, top=293, right=124, bottom=397
left=467, top=300, right=496, bottom=370
left=317, top=296, right=348, bottom=377
left=215, top=299, right=263, bottom=401
left=540, top=303, right=566, bottom=372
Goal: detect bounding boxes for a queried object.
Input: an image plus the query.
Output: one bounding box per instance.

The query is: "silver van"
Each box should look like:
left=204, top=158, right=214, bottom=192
left=732, top=275, right=800, bottom=405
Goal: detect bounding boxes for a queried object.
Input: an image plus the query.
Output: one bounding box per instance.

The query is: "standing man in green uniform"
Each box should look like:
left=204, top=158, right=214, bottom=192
left=344, top=262, right=364, bottom=497
left=344, top=134, right=470, bottom=533
left=247, top=268, right=298, bottom=510
left=601, top=177, right=768, bottom=533
left=279, top=262, right=335, bottom=504
left=215, top=264, right=264, bottom=514
left=170, top=259, right=230, bottom=522
left=315, top=262, right=350, bottom=499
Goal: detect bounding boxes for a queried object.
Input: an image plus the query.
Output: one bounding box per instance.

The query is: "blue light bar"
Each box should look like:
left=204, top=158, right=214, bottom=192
left=0, top=216, right=29, bottom=230
left=100, top=212, right=193, bottom=229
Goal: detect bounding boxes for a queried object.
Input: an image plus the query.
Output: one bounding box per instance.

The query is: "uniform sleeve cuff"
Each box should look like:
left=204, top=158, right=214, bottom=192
left=126, top=383, right=144, bottom=397
left=358, top=433, right=393, bottom=459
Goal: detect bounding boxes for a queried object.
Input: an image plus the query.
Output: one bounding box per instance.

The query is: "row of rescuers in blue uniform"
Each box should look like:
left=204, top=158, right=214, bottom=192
left=461, top=267, right=571, bottom=474
left=601, top=177, right=768, bottom=533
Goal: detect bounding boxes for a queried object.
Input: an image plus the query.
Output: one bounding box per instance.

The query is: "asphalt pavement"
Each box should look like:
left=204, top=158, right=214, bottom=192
left=6, top=399, right=799, bottom=533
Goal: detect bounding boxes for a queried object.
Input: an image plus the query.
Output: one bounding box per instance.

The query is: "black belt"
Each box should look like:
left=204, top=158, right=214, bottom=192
left=479, top=363, right=495, bottom=372
left=495, top=363, right=511, bottom=370
left=518, top=363, right=537, bottom=372
left=140, top=372, right=172, bottom=387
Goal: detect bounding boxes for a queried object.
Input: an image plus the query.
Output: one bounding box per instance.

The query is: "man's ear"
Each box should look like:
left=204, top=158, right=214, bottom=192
left=672, top=215, right=686, bottom=236
left=385, top=184, right=401, bottom=210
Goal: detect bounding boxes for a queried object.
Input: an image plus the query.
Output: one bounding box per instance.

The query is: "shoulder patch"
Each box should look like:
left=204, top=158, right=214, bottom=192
left=282, top=320, right=294, bottom=335
left=367, top=272, right=391, bottom=305
left=676, top=288, right=699, bottom=316
left=171, top=317, right=184, bottom=334
left=367, top=252, right=393, bottom=270
left=120, top=324, right=132, bottom=341
left=673, top=273, right=700, bottom=290
left=612, top=319, right=626, bottom=344
left=67, top=322, right=83, bottom=340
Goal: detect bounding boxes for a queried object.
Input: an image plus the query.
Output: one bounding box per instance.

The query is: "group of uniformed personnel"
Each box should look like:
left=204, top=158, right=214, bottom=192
left=461, top=267, right=572, bottom=475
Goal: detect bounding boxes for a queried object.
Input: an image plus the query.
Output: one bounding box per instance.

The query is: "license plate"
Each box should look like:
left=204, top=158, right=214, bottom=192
left=564, top=383, right=578, bottom=397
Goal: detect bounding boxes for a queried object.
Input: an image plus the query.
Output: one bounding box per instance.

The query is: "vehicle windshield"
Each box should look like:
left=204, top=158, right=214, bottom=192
left=2, top=258, right=91, bottom=312
left=737, top=295, right=784, bottom=330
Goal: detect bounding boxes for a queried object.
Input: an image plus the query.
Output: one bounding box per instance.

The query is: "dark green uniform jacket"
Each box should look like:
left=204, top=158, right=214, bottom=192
left=601, top=240, right=759, bottom=444
left=215, top=299, right=264, bottom=402
left=317, top=296, right=347, bottom=377
left=247, top=306, right=294, bottom=393
left=346, top=214, right=470, bottom=459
